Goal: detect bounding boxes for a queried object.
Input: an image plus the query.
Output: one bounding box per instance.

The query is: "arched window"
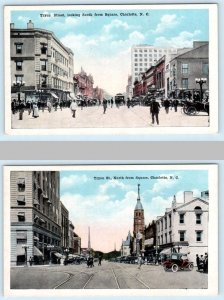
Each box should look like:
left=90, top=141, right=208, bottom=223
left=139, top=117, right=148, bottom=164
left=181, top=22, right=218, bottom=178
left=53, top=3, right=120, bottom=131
left=194, top=206, right=202, bottom=224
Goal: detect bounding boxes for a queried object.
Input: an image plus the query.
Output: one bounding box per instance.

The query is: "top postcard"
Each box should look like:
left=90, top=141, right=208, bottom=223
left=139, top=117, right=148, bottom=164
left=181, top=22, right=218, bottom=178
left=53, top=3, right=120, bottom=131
left=4, top=4, right=218, bottom=136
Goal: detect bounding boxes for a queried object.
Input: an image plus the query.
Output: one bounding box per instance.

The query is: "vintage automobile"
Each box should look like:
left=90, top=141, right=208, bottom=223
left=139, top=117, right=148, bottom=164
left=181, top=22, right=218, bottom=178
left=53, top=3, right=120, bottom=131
left=181, top=100, right=209, bottom=116
left=163, top=253, right=194, bottom=272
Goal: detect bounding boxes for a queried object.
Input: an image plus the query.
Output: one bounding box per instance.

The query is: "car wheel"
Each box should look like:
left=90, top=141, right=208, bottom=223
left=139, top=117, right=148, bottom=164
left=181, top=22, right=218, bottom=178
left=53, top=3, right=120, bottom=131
left=171, top=264, right=179, bottom=272
left=164, top=266, right=169, bottom=271
left=187, top=106, right=197, bottom=115
left=188, top=263, right=194, bottom=271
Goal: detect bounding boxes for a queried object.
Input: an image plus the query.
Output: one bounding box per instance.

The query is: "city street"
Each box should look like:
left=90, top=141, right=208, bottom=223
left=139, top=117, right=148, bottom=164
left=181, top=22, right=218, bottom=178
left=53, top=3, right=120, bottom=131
left=11, top=261, right=208, bottom=289
left=11, top=105, right=209, bottom=129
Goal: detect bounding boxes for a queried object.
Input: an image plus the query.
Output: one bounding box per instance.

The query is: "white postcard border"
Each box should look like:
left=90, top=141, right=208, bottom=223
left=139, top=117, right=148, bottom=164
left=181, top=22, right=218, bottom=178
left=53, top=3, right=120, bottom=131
left=4, top=4, right=218, bottom=135
left=4, top=164, right=218, bottom=296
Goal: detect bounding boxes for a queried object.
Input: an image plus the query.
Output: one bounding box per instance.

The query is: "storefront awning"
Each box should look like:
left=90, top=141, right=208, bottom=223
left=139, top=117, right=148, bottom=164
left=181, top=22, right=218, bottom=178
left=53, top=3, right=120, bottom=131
left=50, top=92, right=59, bottom=99
left=53, top=252, right=62, bottom=258
left=16, top=232, right=27, bottom=239
left=16, top=244, right=26, bottom=256
left=160, top=248, right=172, bottom=255
left=34, top=246, right=43, bottom=257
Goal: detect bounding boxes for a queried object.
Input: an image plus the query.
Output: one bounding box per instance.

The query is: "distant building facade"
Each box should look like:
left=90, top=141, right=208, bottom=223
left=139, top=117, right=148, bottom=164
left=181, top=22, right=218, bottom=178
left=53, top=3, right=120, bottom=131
left=60, top=202, right=69, bottom=252
left=121, top=231, right=132, bottom=256
left=131, top=45, right=177, bottom=85
left=10, top=171, right=61, bottom=266
left=73, top=232, right=81, bottom=254
left=10, top=20, right=74, bottom=103
left=73, top=68, right=94, bottom=98
left=69, top=221, right=75, bottom=253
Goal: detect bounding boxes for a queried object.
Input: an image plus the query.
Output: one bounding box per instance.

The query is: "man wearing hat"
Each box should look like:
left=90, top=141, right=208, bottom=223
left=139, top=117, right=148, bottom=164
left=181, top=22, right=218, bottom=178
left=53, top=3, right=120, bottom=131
left=150, top=98, right=160, bottom=125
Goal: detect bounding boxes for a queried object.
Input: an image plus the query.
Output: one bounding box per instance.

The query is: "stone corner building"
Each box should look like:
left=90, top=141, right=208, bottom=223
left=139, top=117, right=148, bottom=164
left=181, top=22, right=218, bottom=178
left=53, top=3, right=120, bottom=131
left=10, top=20, right=74, bottom=103
left=10, top=171, right=61, bottom=266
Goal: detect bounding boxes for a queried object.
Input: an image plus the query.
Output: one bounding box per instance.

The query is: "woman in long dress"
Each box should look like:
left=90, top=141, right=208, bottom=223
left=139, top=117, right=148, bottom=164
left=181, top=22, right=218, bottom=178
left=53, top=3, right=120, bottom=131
left=33, top=102, right=39, bottom=118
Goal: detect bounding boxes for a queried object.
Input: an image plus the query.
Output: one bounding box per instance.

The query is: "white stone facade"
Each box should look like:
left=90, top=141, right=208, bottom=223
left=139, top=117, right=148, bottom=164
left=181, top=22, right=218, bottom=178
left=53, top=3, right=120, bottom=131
left=156, top=191, right=209, bottom=265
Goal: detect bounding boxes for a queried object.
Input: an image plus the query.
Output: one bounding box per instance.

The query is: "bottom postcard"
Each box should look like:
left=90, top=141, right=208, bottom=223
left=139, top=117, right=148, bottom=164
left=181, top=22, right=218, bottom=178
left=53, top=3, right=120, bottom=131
left=3, top=164, right=218, bottom=296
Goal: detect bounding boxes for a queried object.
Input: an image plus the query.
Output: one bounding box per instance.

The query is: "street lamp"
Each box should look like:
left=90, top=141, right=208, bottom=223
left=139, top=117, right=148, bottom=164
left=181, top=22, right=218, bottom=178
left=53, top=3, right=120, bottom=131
left=22, top=245, right=29, bottom=266
left=153, top=245, right=160, bottom=265
left=64, top=248, right=69, bottom=260
left=13, top=80, right=26, bottom=102
left=195, top=78, right=207, bottom=102
left=47, top=244, right=55, bottom=265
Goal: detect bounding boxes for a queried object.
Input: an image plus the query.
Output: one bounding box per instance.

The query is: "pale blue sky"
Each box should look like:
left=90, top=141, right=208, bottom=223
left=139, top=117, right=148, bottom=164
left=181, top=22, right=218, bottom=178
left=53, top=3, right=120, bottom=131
left=11, top=8, right=209, bottom=95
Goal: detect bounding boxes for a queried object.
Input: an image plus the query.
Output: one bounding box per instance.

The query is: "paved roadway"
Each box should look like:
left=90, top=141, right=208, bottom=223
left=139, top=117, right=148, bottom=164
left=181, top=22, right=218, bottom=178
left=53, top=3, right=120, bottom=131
left=11, top=261, right=208, bottom=289
left=11, top=105, right=209, bottom=129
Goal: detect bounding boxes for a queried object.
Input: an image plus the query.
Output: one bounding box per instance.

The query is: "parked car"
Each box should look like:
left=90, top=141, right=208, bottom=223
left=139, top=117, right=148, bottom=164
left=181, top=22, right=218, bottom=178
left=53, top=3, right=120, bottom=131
left=163, top=253, right=194, bottom=272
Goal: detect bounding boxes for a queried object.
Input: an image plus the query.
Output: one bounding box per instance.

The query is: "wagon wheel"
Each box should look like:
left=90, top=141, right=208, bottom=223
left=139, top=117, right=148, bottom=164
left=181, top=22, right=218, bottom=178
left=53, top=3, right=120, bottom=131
left=188, top=263, right=194, bottom=271
left=171, top=264, right=179, bottom=272
left=187, top=106, right=197, bottom=115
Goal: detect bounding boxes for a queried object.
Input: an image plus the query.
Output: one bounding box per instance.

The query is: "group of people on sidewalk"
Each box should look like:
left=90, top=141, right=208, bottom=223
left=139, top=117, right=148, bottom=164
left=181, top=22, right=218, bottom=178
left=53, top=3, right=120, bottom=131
left=196, top=253, right=208, bottom=273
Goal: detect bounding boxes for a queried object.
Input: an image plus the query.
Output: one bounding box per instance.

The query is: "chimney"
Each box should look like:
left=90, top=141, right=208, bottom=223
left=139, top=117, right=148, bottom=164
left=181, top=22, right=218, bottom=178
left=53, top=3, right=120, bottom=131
left=184, top=191, right=193, bottom=203
left=27, top=20, right=34, bottom=29
left=10, top=23, right=15, bottom=29
left=172, top=195, right=176, bottom=208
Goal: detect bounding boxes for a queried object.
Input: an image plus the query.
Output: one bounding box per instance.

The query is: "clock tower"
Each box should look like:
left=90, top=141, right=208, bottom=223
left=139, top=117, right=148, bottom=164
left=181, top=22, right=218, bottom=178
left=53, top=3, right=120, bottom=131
left=133, top=184, right=145, bottom=237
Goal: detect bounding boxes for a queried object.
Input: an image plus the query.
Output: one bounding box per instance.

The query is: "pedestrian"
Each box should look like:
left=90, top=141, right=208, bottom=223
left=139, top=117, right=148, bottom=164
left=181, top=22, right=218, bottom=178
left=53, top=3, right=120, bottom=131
left=150, top=98, right=160, bottom=125
left=137, top=254, right=143, bottom=269
left=29, top=256, right=33, bottom=266
left=59, top=101, right=63, bottom=111
left=70, top=100, right=77, bottom=118
left=203, top=253, right=208, bottom=273
left=127, top=98, right=131, bottom=109
left=33, top=102, right=39, bottom=118
left=54, top=101, right=58, bottom=111
left=199, top=255, right=204, bottom=272
left=173, top=99, right=179, bottom=112
left=98, top=256, right=102, bottom=266
left=196, top=254, right=200, bottom=271
left=103, top=98, right=107, bottom=114
left=41, top=100, right=45, bottom=112
left=163, top=98, right=170, bottom=114
left=111, top=98, right=113, bottom=108
left=26, top=101, right=32, bottom=115
left=18, top=100, right=25, bottom=120
left=47, top=100, right=52, bottom=113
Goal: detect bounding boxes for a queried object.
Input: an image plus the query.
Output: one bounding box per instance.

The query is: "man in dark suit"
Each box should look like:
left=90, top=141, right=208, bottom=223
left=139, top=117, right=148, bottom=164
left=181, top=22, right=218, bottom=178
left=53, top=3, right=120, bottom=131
left=150, top=98, right=160, bottom=125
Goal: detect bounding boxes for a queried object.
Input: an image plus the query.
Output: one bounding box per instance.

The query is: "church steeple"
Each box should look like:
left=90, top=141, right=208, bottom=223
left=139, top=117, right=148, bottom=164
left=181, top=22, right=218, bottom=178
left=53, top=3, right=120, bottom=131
left=135, top=184, right=143, bottom=210
left=133, top=184, right=145, bottom=236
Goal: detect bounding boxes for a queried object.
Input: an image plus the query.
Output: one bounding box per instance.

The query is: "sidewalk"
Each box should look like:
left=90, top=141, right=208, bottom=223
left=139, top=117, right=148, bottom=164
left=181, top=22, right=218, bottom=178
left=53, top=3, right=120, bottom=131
left=11, top=105, right=209, bottom=129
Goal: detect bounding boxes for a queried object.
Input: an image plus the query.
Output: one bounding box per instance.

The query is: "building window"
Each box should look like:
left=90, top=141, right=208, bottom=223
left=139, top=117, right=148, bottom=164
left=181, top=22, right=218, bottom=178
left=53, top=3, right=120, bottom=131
left=182, top=78, right=188, bottom=89
left=181, top=63, right=188, bottom=74
left=17, top=178, right=25, bottom=192
left=202, top=63, right=209, bottom=75
left=196, top=231, right=202, bottom=242
left=165, top=233, right=167, bottom=243
left=15, top=44, right=23, bottom=54
left=196, top=213, right=202, bottom=224
left=179, top=231, right=185, bottom=242
left=18, top=212, right=25, bottom=222
left=15, top=75, right=24, bottom=83
left=41, top=44, right=47, bottom=55
left=16, top=61, right=23, bottom=71
left=17, top=195, right=25, bottom=206
left=179, top=213, right=185, bottom=224
left=169, top=214, right=172, bottom=227
left=165, top=217, right=167, bottom=229
left=169, top=231, right=172, bottom=242
left=41, top=60, right=47, bottom=71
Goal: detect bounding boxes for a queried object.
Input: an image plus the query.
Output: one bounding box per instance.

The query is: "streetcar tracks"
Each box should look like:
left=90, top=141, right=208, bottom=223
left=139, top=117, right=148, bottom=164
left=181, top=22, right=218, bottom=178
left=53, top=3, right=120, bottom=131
left=54, top=272, right=74, bottom=289
left=82, top=274, right=94, bottom=289
left=111, top=268, right=120, bottom=289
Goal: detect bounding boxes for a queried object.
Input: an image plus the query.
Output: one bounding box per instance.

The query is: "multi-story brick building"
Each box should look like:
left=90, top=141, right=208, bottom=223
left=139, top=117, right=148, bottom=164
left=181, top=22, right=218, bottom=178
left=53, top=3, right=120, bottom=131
left=69, top=221, right=75, bottom=254
left=156, top=191, right=209, bottom=264
left=73, top=68, right=94, bottom=98
left=10, top=171, right=61, bottom=266
left=73, top=232, right=81, bottom=255
left=10, top=20, right=74, bottom=103
left=60, top=202, right=69, bottom=253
